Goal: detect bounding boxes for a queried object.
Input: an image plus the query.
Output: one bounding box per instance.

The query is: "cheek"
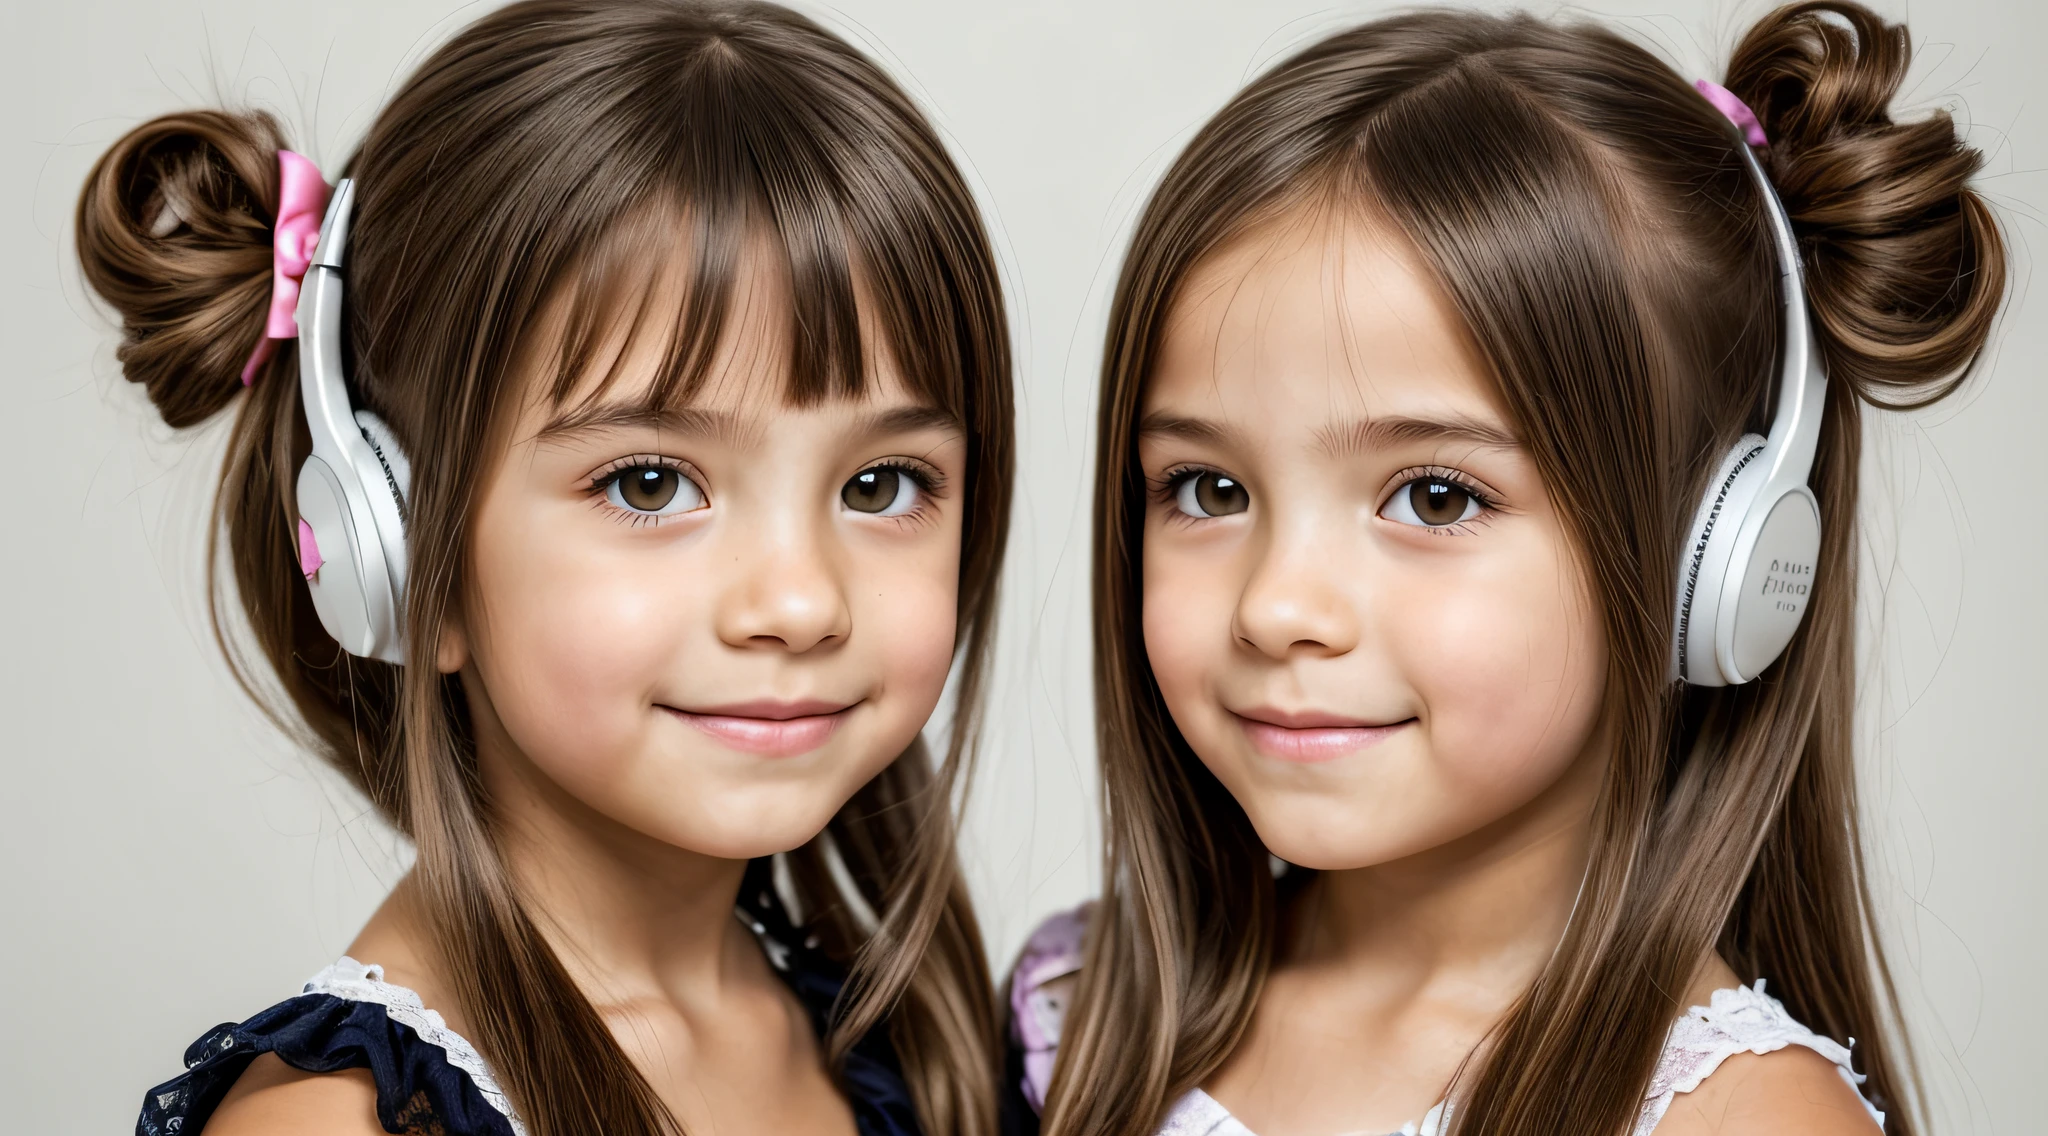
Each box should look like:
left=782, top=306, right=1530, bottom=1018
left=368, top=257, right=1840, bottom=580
left=1407, top=537, right=1606, bottom=797
left=465, top=498, right=684, bottom=770
left=1141, top=532, right=1237, bottom=719
left=850, top=531, right=961, bottom=749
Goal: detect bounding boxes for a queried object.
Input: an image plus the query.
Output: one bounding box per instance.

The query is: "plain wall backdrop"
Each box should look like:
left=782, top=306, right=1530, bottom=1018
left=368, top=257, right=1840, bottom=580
left=4, top=0, right=2041, bottom=1131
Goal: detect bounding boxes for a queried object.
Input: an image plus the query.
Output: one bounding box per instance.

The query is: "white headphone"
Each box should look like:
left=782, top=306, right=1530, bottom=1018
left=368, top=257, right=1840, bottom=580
left=1670, top=143, right=1827, bottom=687
left=294, top=179, right=412, bottom=665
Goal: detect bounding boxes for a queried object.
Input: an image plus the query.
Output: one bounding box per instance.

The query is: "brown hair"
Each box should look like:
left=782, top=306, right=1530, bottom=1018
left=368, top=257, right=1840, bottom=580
left=1046, top=4, right=2002, bottom=1135
left=75, top=2, right=1011, bottom=1133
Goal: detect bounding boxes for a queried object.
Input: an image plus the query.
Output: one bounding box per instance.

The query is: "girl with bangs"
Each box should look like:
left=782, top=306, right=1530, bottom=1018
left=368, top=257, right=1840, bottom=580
left=1008, top=4, right=2003, bottom=1136
left=80, top=2, right=1011, bottom=1134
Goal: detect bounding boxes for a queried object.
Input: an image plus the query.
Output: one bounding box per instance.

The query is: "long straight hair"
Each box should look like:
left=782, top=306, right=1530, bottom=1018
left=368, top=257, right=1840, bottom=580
left=74, top=3, right=1012, bottom=1133
left=1044, top=5, right=2004, bottom=1135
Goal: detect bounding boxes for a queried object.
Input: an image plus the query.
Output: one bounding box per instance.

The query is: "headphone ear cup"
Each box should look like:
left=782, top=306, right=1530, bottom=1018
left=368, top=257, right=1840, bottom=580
left=1673, top=435, right=1765, bottom=685
left=296, top=456, right=380, bottom=658
left=1719, top=485, right=1821, bottom=682
left=293, top=421, right=409, bottom=665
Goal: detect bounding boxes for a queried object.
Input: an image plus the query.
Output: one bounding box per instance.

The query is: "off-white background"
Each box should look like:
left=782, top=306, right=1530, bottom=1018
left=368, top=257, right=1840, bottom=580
left=3, top=0, right=2040, bottom=1131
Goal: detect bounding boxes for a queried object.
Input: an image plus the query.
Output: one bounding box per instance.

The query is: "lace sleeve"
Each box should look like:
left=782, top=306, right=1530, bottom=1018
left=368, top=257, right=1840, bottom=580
left=136, top=960, right=522, bottom=1136
left=1637, top=980, right=1885, bottom=1135
left=303, top=957, right=525, bottom=1132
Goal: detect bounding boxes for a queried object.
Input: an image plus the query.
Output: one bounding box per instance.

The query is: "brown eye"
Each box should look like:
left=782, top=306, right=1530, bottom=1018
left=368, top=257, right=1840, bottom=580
left=1173, top=470, right=1249, bottom=518
left=1382, top=477, right=1480, bottom=528
left=604, top=465, right=703, bottom=516
left=842, top=466, right=921, bottom=516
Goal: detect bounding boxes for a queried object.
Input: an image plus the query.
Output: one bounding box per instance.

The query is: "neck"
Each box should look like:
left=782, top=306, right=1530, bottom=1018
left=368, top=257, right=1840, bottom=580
left=477, top=717, right=762, bottom=1011
left=1289, top=743, right=1603, bottom=996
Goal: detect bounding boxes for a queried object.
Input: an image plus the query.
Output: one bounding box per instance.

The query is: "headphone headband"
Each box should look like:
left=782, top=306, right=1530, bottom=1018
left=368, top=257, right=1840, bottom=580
left=1735, top=143, right=1828, bottom=491
left=299, top=180, right=358, bottom=472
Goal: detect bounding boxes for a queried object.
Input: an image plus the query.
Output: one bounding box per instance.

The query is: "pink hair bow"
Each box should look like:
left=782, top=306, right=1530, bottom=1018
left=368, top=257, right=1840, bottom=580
left=1695, top=80, right=1768, bottom=148
left=240, top=150, right=332, bottom=386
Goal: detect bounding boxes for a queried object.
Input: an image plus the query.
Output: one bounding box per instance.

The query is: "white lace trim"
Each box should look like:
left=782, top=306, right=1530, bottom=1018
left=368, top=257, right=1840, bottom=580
left=1142, top=983, right=1880, bottom=1136
left=1635, top=979, right=1883, bottom=1134
left=1158, top=1089, right=1248, bottom=1136
left=304, top=956, right=527, bottom=1135
left=1158, top=1089, right=1448, bottom=1136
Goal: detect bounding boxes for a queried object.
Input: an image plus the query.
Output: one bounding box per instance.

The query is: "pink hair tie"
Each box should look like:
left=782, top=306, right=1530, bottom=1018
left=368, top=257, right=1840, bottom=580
left=240, top=150, right=332, bottom=386
left=1695, top=79, right=1768, bottom=148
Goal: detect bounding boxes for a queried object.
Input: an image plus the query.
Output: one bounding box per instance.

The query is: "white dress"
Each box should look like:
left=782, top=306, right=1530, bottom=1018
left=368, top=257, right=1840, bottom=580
left=1008, top=908, right=1885, bottom=1136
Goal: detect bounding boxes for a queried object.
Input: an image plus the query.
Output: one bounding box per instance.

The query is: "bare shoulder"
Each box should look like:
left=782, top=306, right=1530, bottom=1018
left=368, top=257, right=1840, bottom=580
left=201, top=1052, right=387, bottom=1136
left=1652, top=1043, right=1880, bottom=1136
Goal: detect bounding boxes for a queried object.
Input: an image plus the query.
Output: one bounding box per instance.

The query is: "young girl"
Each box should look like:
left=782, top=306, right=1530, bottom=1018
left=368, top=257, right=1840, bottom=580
left=1008, top=3, right=2002, bottom=1135
left=81, top=2, right=1013, bottom=1134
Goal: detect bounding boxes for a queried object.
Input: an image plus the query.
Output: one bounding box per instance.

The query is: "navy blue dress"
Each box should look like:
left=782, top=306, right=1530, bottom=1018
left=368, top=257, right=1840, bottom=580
left=138, top=860, right=921, bottom=1136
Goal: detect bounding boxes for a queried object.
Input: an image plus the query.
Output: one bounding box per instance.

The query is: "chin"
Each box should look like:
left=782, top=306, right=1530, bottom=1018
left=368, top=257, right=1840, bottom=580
left=1239, top=794, right=1417, bottom=872
left=1259, top=837, right=1383, bottom=872
left=668, top=776, right=866, bottom=860
left=665, top=811, right=836, bottom=861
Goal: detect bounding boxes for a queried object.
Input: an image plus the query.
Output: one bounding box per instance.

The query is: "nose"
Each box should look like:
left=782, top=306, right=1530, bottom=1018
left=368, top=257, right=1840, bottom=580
left=713, top=511, right=851, bottom=655
left=1232, top=519, right=1362, bottom=660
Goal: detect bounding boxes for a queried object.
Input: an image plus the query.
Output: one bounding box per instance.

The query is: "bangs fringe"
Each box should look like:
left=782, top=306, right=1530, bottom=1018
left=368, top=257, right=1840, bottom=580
left=533, top=33, right=969, bottom=423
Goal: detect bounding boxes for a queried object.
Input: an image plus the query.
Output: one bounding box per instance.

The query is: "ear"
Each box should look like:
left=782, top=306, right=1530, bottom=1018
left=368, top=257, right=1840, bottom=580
left=437, top=602, right=471, bottom=674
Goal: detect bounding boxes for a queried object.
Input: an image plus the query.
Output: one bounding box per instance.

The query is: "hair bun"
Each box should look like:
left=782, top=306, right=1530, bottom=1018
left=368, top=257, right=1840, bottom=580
left=75, top=110, right=289, bottom=427
left=1726, top=1, right=2005, bottom=409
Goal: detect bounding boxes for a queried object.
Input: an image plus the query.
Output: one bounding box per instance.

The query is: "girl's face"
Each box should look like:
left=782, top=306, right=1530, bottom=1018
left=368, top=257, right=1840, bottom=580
left=1138, top=209, right=1608, bottom=871
left=444, top=260, right=965, bottom=862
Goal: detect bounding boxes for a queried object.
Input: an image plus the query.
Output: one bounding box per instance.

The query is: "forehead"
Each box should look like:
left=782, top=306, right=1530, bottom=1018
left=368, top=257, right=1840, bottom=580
left=1146, top=207, right=1502, bottom=425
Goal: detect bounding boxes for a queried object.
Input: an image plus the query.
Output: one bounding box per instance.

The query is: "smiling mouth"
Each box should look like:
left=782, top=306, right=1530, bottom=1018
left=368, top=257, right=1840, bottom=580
left=660, top=699, right=858, bottom=758
left=1230, top=708, right=1414, bottom=763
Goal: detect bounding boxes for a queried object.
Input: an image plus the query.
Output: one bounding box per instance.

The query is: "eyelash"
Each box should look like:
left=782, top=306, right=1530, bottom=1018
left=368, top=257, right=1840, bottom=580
left=1383, top=464, right=1500, bottom=536
left=859, top=458, right=948, bottom=529
left=1150, top=465, right=1200, bottom=497
left=1151, top=464, right=1218, bottom=509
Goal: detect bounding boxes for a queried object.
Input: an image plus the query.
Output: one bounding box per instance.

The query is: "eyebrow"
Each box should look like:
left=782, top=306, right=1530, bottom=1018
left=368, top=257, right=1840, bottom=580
left=1136, top=412, right=1235, bottom=446
left=535, top=403, right=747, bottom=446
left=854, top=404, right=964, bottom=438
left=1136, top=411, right=1521, bottom=454
left=1317, top=414, right=1521, bottom=455
left=535, top=400, right=961, bottom=446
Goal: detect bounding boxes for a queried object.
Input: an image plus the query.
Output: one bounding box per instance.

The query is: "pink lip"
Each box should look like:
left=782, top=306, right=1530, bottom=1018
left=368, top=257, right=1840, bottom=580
left=663, top=699, right=856, bottom=758
left=1231, top=707, right=1412, bottom=763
